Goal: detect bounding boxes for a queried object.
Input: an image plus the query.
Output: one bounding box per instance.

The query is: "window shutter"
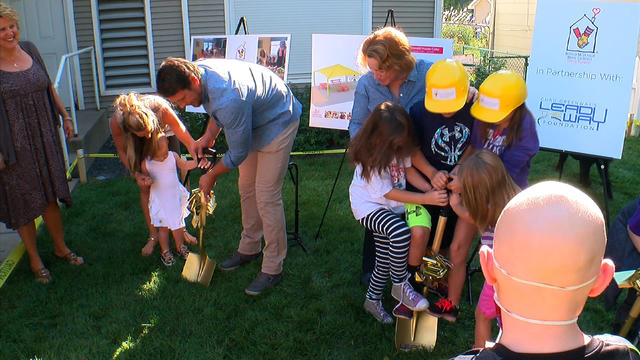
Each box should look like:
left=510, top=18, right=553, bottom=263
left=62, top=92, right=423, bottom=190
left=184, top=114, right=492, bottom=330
left=93, top=0, right=155, bottom=93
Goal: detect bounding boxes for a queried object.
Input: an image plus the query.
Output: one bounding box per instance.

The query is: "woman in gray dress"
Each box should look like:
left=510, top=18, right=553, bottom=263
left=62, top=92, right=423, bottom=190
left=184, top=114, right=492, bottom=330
left=0, top=2, right=83, bottom=284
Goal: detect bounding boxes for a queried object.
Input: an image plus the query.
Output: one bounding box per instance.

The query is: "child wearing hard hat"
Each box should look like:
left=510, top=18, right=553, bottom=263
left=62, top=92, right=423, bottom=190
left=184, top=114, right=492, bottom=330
left=470, top=70, right=539, bottom=189
left=405, top=59, right=477, bottom=322
left=454, top=70, right=540, bottom=348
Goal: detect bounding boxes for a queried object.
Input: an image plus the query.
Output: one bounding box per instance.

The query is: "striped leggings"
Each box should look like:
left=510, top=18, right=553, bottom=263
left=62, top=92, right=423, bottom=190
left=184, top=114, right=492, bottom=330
left=359, top=208, right=411, bottom=300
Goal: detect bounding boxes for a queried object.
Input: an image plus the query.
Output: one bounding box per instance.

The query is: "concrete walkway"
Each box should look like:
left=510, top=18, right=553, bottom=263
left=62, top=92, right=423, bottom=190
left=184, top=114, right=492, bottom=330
left=0, top=179, right=79, bottom=264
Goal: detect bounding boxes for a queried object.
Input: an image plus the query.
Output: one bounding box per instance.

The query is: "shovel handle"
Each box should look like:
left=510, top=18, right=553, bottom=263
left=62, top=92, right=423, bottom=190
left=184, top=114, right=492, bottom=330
left=431, top=206, right=451, bottom=256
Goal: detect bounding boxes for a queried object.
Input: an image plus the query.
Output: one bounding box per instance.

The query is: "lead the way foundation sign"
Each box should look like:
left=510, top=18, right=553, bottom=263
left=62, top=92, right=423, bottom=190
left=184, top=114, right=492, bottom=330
left=526, top=0, right=640, bottom=159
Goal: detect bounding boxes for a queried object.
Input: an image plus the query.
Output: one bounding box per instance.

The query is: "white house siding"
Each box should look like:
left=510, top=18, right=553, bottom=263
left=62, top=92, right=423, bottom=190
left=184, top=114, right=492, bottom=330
left=74, top=1, right=108, bottom=108
left=150, top=0, right=185, bottom=68
left=188, top=0, right=225, bottom=39
left=372, top=0, right=435, bottom=37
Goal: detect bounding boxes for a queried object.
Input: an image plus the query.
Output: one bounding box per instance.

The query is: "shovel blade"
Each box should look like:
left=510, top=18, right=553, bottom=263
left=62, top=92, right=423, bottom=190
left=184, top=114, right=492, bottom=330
left=395, top=312, right=438, bottom=351
left=197, top=256, right=216, bottom=287
left=182, top=253, right=203, bottom=283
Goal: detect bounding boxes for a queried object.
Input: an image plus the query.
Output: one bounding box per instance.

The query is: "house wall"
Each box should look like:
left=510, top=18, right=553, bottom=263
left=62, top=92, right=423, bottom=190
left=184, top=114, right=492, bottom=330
left=74, top=0, right=439, bottom=106
left=490, top=0, right=536, bottom=55
left=188, top=0, right=225, bottom=40
left=372, top=0, right=435, bottom=37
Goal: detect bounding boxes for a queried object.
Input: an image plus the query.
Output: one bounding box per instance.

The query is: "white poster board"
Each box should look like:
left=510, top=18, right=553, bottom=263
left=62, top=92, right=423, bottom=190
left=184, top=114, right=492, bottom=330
left=525, top=0, right=640, bottom=159
left=187, top=34, right=291, bottom=113
left=310, top=34, right=453, bottom=130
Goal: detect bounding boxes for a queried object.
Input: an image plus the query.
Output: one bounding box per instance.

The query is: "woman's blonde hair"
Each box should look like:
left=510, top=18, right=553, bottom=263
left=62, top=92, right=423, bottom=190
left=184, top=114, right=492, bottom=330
left=357, top=27, right=416, bottom=77
left=349, top=101, right=417, bottom=181
left=0, top=2, right=19, bottom=27
left=458, top=150, right=520, bottom=231
left=114, top=92, right=162, bottom=173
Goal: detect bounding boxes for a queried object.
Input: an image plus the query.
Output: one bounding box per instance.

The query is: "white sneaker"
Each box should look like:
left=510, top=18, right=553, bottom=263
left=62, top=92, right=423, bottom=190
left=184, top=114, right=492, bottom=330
left=363, top=298, right=393, bottom=324
left=391, top=280, right=429, bottom=311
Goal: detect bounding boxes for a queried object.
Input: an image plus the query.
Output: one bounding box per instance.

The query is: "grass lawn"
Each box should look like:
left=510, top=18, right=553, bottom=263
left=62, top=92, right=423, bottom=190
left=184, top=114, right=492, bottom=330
left=1, top=136, right=639, bottom=359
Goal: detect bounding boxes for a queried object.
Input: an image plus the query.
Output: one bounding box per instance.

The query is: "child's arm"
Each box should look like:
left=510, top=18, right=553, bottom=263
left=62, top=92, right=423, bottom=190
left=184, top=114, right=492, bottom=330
left=411, top=150, right=449, bottom=190
left=173, top=152, right=198, bottom=171
left=406, top=166, right=432, bottom=192
left=384, top=188, right=448, bottom=207
left=449, top=191, right=474, bottom=224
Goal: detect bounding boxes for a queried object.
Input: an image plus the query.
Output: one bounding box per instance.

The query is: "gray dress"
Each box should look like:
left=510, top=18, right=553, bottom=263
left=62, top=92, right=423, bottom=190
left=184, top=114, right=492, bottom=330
left=0, top=51, right=71, bottom=229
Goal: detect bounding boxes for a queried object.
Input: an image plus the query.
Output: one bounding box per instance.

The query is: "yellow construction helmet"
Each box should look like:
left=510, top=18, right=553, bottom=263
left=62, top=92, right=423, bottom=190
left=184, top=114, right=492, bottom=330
left=471, top=70, right=527, bottom=123
left=424, top=59, right=469, bottom=114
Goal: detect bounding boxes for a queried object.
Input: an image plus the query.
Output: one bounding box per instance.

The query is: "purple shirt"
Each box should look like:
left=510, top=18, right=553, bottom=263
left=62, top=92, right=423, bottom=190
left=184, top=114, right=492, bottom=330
left=471, top=110, right=539, bottom=188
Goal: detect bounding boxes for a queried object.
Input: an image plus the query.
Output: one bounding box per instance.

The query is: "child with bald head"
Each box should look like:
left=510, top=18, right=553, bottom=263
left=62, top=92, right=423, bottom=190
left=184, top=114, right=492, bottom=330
left=453, top=181, right=640, bottom=359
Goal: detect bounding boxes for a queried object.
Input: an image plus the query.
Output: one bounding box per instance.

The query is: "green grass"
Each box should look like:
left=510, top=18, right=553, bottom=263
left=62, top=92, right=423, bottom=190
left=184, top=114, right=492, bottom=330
left=1, top=136, right=639, bottom=359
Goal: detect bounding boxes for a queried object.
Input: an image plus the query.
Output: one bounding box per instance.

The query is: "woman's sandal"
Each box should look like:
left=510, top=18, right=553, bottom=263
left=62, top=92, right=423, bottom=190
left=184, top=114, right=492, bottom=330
left=141, top=236, right=158, bottom=256
left=33, top=268, right=52, bottom=284
left=55, top=251, right=84, bottom=265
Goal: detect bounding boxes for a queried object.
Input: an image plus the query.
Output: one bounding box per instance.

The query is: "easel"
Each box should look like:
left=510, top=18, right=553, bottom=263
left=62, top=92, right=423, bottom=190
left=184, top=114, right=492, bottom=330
left=545, top=147, right=612, bottom=228
left=314, top=9, right=397, bottom=241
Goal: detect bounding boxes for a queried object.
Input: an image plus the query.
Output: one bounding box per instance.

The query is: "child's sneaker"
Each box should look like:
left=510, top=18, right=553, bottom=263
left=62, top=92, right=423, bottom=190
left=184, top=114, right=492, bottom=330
left=176, top=244, right=190, bottom=260
left=363, top=298, right=393, bottom=324
left=393, top=303, right=413, bottom=319
left=161, top=250, right=175, bottom=266
left=428, top=298, right=459, bottom=322
left=391, top=280, right=429, bottom=311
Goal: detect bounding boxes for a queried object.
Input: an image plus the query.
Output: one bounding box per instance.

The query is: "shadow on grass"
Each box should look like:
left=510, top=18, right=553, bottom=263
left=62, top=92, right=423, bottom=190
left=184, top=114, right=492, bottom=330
left=1, top=136, right=639, bottom=358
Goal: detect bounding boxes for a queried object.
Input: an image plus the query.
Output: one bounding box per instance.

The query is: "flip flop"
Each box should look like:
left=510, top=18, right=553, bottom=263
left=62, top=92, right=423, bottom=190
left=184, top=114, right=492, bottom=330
left=33, top=268, right=52, bottom=284
left=55, top=251, right=84, bottom=265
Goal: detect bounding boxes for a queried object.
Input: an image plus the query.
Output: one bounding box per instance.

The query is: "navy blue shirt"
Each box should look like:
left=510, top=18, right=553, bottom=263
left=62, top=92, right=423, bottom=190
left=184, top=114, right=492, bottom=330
left=409, top=100, right=474, bottom=172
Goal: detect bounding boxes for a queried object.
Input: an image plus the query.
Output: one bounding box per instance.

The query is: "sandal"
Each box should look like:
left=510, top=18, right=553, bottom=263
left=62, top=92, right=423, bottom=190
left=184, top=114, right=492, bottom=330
left=183, top=230, right=197, bottom=245
left=141, top=236, right=158, bottom=256
left=176, top=244, right=190, bottom=260
left=55, top=251, right=84, bottom=265
left=33, top=268, right=52, bottom=284
left=161, top=250, right=175, bottom=266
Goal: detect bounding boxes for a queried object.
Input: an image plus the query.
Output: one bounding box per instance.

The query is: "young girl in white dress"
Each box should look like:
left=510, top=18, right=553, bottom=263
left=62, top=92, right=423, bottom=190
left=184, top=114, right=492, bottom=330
left=141, top=132, right=198, bottom=266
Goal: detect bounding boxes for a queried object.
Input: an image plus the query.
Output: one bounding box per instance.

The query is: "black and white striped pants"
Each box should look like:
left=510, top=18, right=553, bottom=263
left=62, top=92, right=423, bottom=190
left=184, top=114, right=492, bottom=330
left=359, top=208, right=411, bottom=300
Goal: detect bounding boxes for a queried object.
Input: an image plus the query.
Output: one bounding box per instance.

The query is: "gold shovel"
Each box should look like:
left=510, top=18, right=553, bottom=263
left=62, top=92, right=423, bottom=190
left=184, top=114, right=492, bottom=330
left=395, top=207, right=450, bottom=351
left=182, top=189, right=217, bottom=286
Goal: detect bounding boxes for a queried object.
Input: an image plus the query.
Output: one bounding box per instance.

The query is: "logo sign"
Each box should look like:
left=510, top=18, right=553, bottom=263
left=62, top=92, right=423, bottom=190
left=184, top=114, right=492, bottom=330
left=526, top=0, right=640, bottom=159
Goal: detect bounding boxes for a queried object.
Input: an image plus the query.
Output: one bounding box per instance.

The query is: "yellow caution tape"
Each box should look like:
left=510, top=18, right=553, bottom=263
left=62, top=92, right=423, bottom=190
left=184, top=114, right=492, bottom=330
left=0, top=217, right=43, bottom=288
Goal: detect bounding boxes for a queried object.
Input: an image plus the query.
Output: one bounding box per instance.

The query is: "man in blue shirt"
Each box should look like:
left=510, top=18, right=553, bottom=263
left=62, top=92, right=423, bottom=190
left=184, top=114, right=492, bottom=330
left=156, top=57, right=301, bottom=296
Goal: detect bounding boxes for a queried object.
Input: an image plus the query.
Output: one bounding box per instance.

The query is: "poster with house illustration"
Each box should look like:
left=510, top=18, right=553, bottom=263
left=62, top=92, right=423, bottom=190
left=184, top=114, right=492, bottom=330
left=187, top=34, right=291, bottom=112
left=310, top=34, right=453, bottom=130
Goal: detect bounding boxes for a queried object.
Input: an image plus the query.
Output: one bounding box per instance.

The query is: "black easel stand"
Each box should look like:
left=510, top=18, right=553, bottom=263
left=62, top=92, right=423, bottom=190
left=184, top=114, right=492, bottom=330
left=234, top=16, right=248, bottom=35
left=314, top=149, right=348, bottom=241
left=550, top=148, right=612, bottom=229
left=287, top=162, right=307, bottom=252
left=384, top=9, right=396, bottom=27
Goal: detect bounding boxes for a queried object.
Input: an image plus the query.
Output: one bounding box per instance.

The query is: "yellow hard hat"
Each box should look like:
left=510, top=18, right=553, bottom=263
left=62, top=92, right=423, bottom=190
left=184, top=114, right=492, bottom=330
left=471, top=70, right=527, bottom=123
left=424, top=59, right=469, bottom=114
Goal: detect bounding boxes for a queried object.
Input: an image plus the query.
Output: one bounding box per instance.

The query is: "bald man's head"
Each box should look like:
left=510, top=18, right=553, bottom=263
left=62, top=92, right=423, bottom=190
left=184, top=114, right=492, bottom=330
left=494, top=181, right=606, bottom=287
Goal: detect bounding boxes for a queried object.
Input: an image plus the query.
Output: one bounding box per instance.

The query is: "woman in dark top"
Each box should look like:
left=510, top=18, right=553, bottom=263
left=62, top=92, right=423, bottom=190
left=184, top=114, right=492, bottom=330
left=0, top=3, right=83, bottom=284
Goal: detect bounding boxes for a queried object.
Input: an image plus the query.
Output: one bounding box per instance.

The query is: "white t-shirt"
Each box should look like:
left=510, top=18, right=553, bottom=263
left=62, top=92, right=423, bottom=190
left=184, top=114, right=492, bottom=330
left=349, top=157, right=411, bottom=220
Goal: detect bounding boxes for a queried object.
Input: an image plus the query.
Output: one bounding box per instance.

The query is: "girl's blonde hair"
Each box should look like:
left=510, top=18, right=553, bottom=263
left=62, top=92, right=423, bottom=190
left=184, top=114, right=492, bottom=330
left=114, top=92, right=162, bottom=173
left=349, top=101, right=417, bottom=181
left=357, top=27, right=416, bottom=77
left=0, top=2, right=19, bottom=27
left=458, top=150, right=520, bottom=231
